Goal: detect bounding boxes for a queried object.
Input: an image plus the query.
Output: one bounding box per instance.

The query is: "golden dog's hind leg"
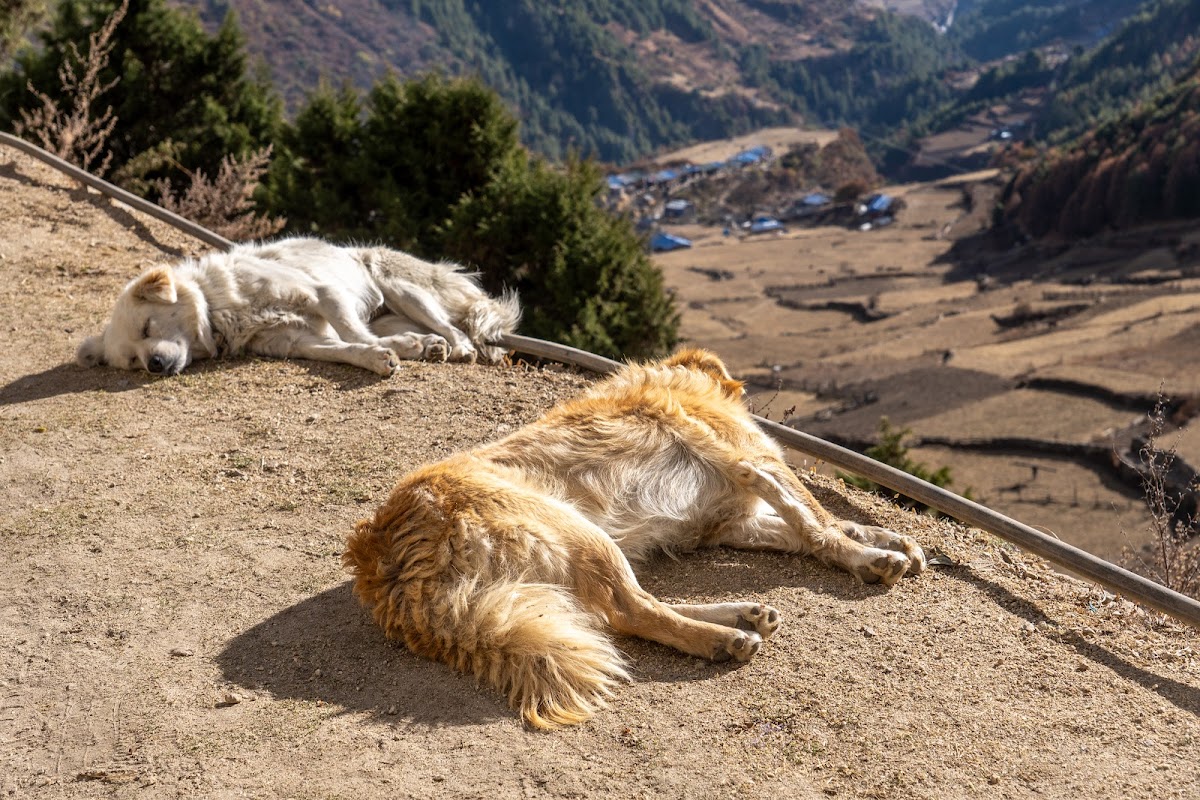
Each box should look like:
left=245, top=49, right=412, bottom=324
left=669, top=602, right=782, bottom=640
left=561, top=519, right=766, bottom=663
left=721, top=459, right=926, bottom=586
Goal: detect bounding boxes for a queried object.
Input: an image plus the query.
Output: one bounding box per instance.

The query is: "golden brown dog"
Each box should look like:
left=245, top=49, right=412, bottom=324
left=344, top=348, right=925, bottom=728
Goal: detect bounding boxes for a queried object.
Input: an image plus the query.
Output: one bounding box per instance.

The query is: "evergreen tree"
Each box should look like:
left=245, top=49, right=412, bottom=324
left=441, top=155, right=679, bottom=359
left=838, top=417, right=962, bottom=513
left=267, top=73, right=678, bottom=359
left=0, top=0, right=280, bottom=193
left=0, top=0, right=47, bottom=62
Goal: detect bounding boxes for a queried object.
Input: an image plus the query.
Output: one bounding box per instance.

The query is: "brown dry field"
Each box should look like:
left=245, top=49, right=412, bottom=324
left=2, top=144, right=1200, bottom=799
left=653, top=170, right=1200, bottom=565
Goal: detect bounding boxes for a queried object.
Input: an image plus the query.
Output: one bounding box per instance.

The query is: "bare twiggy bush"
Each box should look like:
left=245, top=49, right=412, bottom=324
left=152, top=145, right=286, bottom=242
left=1123, top=398, right=1200, bottom=599
left=13, top=0, right=128, bottom=176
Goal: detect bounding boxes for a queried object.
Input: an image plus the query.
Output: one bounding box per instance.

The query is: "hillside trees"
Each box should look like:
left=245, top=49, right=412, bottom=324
left=10, top=0, right=126, bottom=176
left=441, top=155, right=679, bottom=358
left=1001, top=59, right=1200, bottom=239
left=266, top=74, right=679, bottom=359
left=838, top=417, right=965, bottom=513
left=1036, top=0, right=1200, bottom=142
left=0, top=0, right=281, bottom=193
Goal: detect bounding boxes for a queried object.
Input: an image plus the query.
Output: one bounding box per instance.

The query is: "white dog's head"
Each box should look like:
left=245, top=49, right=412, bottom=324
left=77, top=266, right=209, bottom=376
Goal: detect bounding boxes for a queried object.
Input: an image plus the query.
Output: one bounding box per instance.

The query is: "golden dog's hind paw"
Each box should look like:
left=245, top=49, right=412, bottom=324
left=734, top=604, right=782, bottom=639
left=711, top=630, right=763, bottom=663
left=853, top=549, right=911, bottom=587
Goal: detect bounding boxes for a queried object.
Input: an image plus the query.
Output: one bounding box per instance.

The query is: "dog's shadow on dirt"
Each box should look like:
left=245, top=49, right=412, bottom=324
left=216, top=582, right=515, bottom=728
left=0, top=363, right=153, bottom=406
left=0, top=359, right=392, bottom=407
left=216, top=554, right=887, bottom=729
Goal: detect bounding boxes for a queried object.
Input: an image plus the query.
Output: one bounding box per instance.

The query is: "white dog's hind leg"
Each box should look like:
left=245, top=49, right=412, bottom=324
left=311, top=288, right=386, bottom=346
left=376, top=283, right=477, bottom=363
left=369, top=315, right=450, bottom=362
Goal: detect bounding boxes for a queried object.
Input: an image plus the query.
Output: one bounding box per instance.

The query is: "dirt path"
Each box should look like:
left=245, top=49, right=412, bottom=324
left=2, top=144, right=1199, bottom=799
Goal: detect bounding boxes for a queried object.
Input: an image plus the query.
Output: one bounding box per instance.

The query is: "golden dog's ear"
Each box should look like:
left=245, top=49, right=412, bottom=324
left=76, top=335, right=106, bottom=367
left=663, top=347, right=744, bottom=397
left=132, top=267, right=177, bottom=304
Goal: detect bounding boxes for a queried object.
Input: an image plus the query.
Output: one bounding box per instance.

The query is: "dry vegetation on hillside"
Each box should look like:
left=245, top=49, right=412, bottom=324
left=2, top=143, right=1199, bottom=798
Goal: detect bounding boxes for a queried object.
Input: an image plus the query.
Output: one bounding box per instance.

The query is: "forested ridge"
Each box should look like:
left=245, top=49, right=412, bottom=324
left=173, top=0, right=1188, bottom=166
left=1000, top=57, right=1200, bottom=239
left=4, top=0, right=1199, bottom=283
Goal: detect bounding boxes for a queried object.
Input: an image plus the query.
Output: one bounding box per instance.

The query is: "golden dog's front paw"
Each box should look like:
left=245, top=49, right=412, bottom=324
left=837, top=521, right=926, bottom=578
left=853, top=549, right=911, bottom=587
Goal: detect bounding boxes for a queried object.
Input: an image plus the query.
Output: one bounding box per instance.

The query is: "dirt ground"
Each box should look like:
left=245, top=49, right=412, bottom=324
left=2, top=144, right=1200, bottom=799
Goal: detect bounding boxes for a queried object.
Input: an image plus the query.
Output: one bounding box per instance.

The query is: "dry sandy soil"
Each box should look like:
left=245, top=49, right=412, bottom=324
left=652, top=169, right=1200, bottom=565
left=2, top=143, right=1200, bottom=799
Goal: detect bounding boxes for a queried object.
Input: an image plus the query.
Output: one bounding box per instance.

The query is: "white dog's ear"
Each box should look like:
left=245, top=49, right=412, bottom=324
left=133, top=267, right=177, bottom=304
left=76, top=335, right=106, bottom=367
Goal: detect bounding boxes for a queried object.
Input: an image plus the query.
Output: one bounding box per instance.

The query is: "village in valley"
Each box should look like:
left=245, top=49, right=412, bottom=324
left=605, top=131, right=901, bottom=254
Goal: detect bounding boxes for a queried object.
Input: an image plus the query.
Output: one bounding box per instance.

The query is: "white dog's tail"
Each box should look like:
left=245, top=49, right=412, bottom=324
left=464, top=288, right=521, bottom=345
left=345, top=523, right=628, bottom=729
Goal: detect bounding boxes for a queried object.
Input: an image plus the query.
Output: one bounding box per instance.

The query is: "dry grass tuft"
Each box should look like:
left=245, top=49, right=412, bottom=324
left=152, top=145, right=286, bottom=242
left=13, top=0, right=127, bottom=176
left=1124, top=397, right=1200, bottom=599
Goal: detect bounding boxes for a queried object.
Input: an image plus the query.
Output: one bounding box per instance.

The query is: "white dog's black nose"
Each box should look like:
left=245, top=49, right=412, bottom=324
left=147, top=354, right=168, bottom=374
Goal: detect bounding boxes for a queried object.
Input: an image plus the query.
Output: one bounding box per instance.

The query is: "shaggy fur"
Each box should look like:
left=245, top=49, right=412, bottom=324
left=344, top=349, right=925, bottom=729
left=77, top=237, right=520, bottom=376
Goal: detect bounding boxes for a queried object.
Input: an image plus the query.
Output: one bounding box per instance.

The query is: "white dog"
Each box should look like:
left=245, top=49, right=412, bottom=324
left=77, top=237, right=520, bottom=376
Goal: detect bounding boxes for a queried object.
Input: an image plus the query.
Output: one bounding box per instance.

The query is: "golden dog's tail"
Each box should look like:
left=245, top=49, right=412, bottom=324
left=447, top=578, right=629, bottom=729
left=344, top=518, right=628, bottom=730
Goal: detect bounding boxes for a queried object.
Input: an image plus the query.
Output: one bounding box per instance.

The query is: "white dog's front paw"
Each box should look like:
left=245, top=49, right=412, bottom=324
left=365, top=346, right=400, bottom=376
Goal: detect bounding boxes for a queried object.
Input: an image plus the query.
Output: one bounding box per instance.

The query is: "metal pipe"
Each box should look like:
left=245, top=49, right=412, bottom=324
left=0, top=133, right=235, bottom=251
left=6, top=132, right=1198, bottom=629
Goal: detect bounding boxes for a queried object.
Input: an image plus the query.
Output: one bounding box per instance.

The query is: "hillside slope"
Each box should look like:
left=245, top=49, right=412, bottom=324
left=1001, top=57, right=1200, bottom=239
left=1, top=142, right=1198, bottom=798
left=185, top=0, right=965, bottom=162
